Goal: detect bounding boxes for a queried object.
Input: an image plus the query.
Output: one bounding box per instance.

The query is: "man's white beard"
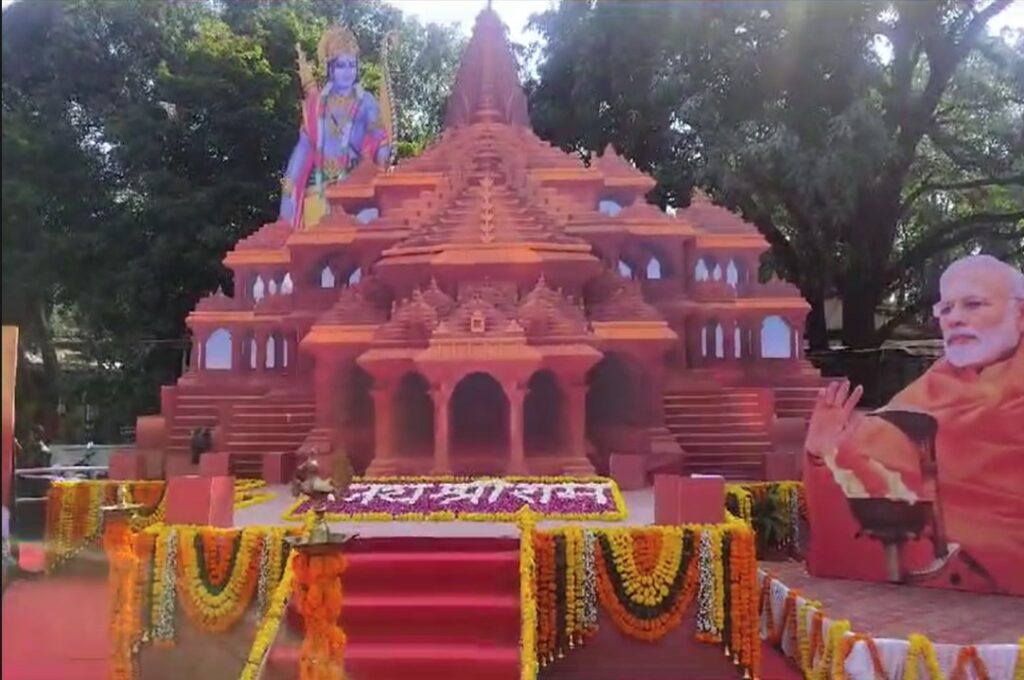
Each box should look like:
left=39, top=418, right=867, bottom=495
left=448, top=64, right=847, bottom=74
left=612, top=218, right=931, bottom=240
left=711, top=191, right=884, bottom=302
left=944, top=311, right=1021, bottom=368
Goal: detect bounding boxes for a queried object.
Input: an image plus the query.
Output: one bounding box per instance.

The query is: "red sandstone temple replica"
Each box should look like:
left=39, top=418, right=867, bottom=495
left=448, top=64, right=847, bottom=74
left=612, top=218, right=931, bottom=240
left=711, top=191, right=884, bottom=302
left=117, top=9, right=819, bottom=484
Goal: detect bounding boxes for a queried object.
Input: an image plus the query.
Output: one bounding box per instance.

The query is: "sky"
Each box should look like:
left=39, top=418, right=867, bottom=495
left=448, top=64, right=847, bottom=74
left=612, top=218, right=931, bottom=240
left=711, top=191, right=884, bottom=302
left=386, top=0, right=553, bottom=44
left=1, top=0, right=1021, bottom=44
left=388, top=0, right=1024, bottom=43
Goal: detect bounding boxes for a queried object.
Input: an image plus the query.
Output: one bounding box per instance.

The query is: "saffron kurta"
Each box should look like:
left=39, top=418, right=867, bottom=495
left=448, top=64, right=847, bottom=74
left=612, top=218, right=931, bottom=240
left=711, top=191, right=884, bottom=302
left=805, top=343, right=1024, bottom=595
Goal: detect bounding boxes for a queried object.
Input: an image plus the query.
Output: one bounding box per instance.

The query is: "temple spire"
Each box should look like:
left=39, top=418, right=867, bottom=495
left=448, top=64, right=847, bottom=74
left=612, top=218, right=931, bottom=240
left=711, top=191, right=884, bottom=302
left=444, top=7, right=529, bottom=129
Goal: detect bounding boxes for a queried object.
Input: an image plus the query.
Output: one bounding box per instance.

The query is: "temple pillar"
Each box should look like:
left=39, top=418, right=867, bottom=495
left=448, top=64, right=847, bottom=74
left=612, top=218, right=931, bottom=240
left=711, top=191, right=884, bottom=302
left=506, top=381, right=527, bottom=475
left=276, top=331, right=287, bottom=373
left=431, top=384, right=453, bottom=474
left=647, top=365, right=665, bottom=425
left=723, top=316, right=737, bottom=362
left=690, top=316, right=704, bottom=367
left=791, top=317, right=803, bottom=360
left=566, top=381, right=588, bottom=459
left=751, top=317, right=763, bottom=360
left=190, top=331, right=203, bottom=372
left=744, top=255, right=759, bottom=292
left=371, top=381, right=395, bottom=471
left=255, top=330, right=268, bottom=372
left=313, top=355, right=341, bottom=428
left=231, top=328, right=244, bottom=372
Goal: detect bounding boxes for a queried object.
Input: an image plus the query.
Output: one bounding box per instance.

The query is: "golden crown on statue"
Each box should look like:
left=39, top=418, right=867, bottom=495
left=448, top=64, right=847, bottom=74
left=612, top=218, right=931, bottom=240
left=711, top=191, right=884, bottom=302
left=318, top=23, right=360, bottom=65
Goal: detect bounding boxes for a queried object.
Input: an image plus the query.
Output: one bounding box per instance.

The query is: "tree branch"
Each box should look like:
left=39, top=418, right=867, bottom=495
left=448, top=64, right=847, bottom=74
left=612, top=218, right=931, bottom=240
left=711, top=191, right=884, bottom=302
left=892, top=0, right=1012, bottom=174
left=899, top=173, right=1024, bottom=215
left=928, top=125, right=1012, bottom=176
left=887, top=210, right=1024, bottom=279
left=875, top=296, right=935, bottom=343
left=732, top=194, right=802, bottom=283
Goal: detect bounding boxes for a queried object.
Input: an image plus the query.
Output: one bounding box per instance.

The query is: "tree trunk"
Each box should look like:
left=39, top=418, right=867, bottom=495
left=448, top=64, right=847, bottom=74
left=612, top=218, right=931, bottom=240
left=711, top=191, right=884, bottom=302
left=841, top=286, right=883, bottom=349
left=33, top=301, right=61, bottom=436
left=805, top=298, right=828, bottom=352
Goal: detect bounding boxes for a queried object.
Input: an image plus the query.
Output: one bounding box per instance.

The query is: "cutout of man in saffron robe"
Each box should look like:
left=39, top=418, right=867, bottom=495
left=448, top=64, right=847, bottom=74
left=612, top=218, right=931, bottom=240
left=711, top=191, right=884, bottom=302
left=803, top=255, right=1024, bottom=595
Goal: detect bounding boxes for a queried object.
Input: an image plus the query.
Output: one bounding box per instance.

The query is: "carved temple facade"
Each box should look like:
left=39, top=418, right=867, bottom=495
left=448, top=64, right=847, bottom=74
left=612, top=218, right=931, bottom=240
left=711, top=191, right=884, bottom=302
left=123, top=9, right=819, bottom=481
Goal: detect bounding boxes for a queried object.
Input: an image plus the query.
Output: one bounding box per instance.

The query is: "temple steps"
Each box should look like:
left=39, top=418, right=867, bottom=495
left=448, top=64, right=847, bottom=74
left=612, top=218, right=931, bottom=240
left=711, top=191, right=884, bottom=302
left=224, top=398, right=315, bottom=464
left=773, top=385, right=823, bottom=420
left=229, top=453, right=264, bottom=477
left=161, top=391, right=316, bottom=469
left=662, top=388, right=773, bottom=480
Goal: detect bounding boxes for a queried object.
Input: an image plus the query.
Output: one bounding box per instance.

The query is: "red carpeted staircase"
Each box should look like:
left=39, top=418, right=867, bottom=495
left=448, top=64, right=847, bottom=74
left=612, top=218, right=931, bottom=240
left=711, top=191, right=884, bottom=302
left=268, top=537, right=522, bottom=680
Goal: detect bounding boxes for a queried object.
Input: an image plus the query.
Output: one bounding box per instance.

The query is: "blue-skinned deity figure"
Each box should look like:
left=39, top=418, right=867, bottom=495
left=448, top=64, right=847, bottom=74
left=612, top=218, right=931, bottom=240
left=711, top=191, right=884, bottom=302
left=279, top=23, right=391, bottom=228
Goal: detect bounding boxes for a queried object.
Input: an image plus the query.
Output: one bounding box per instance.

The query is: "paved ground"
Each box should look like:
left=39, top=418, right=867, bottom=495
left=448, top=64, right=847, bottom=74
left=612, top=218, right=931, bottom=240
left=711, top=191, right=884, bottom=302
left=764, top=560, right=1024, bottom=644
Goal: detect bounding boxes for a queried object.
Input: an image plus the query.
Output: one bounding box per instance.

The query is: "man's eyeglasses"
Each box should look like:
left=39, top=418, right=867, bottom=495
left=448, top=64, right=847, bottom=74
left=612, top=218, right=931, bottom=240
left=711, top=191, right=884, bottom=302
left=933, top=296, right=1023, bottom=318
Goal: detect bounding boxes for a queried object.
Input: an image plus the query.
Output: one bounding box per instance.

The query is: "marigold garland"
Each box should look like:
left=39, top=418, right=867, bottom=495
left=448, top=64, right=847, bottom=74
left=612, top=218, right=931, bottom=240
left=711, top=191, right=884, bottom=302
left=764, top=564, right=1008, bottom=680
left=950, top=645, right=991, bottom=680
left=729, top=523, right=760, bottom=676
left=518, top=511, right=539, bottom=680
left=103, top=514, right=140, bottom=680
left=904, top=634, right=941, bottom=680
left=838, top=633, right=887, bottom=680
left=595, top=528, right=699, bottom=642
left=45, top=479, right=271, bottom=571
left=293, top=552, right=347, bottom=680
left=174, top=527, right=261, bottom=633
left=528, top=521, right=758, bottom=680
left=239, top=549, right=297, bottom=680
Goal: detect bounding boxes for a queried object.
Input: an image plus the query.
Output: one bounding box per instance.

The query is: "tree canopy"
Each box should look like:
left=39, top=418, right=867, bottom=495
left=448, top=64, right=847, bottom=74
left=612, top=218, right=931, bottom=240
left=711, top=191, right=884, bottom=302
left=3, top=0, right=1022, bottom=440
left=1, top=0, right=463, bottom=439
left=527, top=0, right=1024, bottom=349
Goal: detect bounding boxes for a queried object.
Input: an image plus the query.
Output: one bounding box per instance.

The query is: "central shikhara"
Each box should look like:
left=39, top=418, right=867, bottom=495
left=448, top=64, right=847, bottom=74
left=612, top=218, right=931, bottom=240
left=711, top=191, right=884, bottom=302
left=118, top=10, right=818, bottom=482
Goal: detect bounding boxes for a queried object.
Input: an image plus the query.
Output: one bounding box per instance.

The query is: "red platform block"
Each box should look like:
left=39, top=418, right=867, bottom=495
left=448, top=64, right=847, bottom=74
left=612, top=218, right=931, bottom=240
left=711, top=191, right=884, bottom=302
left=262, top=452, right=297, bottom=485
left=609, top=453, right=648, bottom=491
left=199, top=452, right=231, bottom=478
left=165, top=454, right=199, bottom=478
left=654, top=474, right=725, bottom=525
left=142, top=450, right=165, bottom=479
left=764, top=451, right=800, bottom=481
left=108, top=450, right=146, bottom=480
left=165, top=475, right=234, bottom=527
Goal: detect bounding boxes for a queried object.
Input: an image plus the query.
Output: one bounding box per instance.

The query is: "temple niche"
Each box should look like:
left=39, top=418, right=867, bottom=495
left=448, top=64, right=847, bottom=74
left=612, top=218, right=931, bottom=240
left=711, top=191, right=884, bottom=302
left=122, top=8, right=820, bottom=482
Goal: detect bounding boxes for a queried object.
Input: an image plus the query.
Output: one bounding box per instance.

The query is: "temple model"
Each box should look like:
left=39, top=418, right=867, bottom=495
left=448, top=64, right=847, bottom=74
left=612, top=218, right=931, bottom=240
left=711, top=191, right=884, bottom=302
left=115, top=9, right=821, bottom=481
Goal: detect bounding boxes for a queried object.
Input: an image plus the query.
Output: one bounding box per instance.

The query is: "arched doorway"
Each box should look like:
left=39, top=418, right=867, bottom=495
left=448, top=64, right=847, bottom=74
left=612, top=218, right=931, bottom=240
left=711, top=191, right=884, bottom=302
left=525, top=370, right=564, bottom=456
left=393, top=372, right=434, bottom=458
left=450, top=372, right=509, bottom=463
left=341, top=364, right=375, bottom=474
left=585, top=353, right=645, bottom=473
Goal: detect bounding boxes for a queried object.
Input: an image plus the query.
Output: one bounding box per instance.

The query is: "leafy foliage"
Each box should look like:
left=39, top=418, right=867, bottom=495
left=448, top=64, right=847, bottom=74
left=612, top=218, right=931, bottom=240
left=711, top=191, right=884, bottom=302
left=527, top=0, right=1024, bottom=349
left=1, top=0, right=462, bottom=440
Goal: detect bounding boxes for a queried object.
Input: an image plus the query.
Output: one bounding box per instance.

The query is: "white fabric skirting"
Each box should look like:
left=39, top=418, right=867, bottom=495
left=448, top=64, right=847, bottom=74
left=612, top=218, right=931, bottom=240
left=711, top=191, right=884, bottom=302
left=757, top=568, right=1021, bottom=680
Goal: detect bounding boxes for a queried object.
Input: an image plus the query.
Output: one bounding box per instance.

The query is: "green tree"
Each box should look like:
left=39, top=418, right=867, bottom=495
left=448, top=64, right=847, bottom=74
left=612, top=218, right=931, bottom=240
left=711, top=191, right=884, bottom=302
left=2, top=0, right=462, bottom=439
left=528, top=1, right=1024, bottom=349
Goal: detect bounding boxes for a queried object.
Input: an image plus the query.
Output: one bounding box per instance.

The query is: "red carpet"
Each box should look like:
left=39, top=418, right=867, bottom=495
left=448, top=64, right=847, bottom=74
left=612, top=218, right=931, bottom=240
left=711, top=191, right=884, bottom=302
left=2, top=575, right=109, bottom=680
left=760, top=641, right=803, bottom=680
left=270, top=537, right=522, bottom=680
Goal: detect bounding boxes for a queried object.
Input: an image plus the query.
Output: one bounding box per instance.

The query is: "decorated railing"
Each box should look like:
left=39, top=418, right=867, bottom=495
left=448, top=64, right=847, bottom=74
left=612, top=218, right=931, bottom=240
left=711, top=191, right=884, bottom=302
left=757, top=570, right=1024, bottom=680
left=42, top=479, right=272, bottom=570
left=517, top=511, right=761, bottom=680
